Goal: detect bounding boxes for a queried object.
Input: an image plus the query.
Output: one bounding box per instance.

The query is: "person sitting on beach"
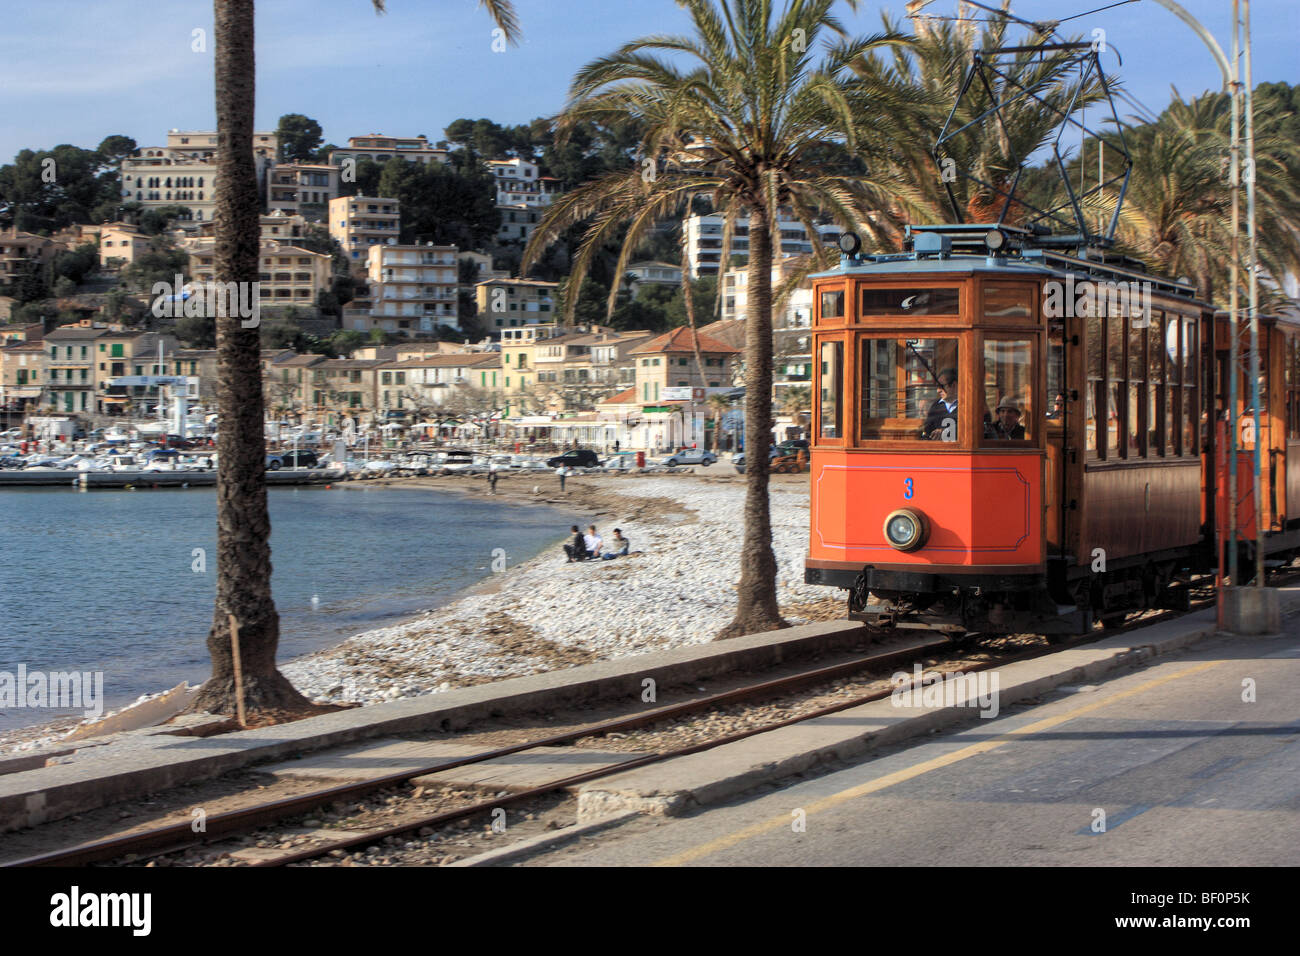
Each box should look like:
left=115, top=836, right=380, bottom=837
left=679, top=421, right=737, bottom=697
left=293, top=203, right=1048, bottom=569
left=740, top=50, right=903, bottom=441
left=563, top=525, right=587, bottom=562
left=601, top=529, right=630, bottom=560
left=583, top=524, right=603, bottom=559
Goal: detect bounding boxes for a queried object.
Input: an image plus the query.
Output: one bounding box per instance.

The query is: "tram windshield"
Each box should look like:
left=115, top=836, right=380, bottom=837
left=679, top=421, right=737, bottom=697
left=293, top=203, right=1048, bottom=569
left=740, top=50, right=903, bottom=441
left=859, top=337, right=961, bottom=442
left=982, top=338, right=1035, bottom=443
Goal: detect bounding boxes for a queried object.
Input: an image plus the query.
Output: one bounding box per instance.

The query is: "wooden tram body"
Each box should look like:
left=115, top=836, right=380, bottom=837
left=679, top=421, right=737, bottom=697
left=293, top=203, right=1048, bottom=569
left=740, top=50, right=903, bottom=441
left=804, top=225, right=1300, bottom=637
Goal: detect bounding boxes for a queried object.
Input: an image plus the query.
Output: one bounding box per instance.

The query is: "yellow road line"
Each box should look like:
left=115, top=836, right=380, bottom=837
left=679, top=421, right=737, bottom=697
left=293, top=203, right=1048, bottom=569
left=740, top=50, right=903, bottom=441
left=652, top=659, right=1223, bottom=866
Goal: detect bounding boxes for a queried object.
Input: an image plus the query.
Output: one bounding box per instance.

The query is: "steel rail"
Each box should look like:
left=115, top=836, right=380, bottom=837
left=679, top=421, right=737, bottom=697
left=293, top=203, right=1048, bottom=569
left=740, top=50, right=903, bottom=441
left=6, top=635, right=946, bottom=868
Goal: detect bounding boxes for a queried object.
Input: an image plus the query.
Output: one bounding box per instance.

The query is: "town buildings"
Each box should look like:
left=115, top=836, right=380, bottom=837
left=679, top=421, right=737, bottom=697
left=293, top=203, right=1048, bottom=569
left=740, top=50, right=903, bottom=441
left=188, top=240, right=333, bottom=313
left=474, top=277, right=558, bottom=331
left=329, top=195, right=401, bottom=264
left=328, top=134, right=448, bottom=168
left=366, top=243, right=460, bottom=334
left=0, top=229, right=68, bottom=283
left=267, top=163, right=340, bottom=219
left=682, top=213, right=841, bottom=276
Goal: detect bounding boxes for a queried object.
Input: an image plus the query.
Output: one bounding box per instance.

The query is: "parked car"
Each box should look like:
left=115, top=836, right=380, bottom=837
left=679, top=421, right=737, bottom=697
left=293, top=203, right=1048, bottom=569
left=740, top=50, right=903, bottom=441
left=546, top=449, right=601, bottom=469
left=266, top=450, right=319, bottom=470
left=664, top=448, right=718, bottom=467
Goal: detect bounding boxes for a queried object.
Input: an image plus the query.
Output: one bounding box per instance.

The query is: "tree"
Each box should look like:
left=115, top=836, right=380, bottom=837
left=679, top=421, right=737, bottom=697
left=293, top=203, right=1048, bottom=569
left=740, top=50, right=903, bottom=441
left=191, top=0, right=311, bottom=718
left=96, top=135, right=138, bottom=168
left=186, top=0, right=524, bottom=721
left=276, top=113, right=324, bottom=163
left=850, top=11, right=1114, bottom=248
left=175, top=312, right=217, bottom=348
left=1093, top=87, right=1300, bottom=308
left=377, top=159, right=498, bottom=248
left=525, top=0, right=905, bottom=637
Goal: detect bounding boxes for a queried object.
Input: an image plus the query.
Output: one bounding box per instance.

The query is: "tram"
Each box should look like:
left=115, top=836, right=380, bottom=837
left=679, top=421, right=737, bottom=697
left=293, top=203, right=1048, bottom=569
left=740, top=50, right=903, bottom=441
left=803, top=223, right=1300, bottom=639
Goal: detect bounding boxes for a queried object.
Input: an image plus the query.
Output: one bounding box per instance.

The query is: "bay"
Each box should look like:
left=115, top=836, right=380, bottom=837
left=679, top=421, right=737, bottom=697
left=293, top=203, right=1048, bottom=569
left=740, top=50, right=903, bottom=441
left=0, top=484, right=567, bottom=732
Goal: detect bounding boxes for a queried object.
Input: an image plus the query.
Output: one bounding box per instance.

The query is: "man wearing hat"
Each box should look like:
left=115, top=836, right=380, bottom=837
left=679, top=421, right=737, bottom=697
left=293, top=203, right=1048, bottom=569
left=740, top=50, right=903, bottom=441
left=991, top=396, right=1026, bottom=440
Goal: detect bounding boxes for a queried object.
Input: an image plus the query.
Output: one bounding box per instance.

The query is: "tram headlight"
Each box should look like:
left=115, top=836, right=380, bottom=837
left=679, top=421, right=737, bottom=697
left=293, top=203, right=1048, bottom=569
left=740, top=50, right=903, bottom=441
left=838, top=231, right=862, bottom=256
left=883, top=508, right=928, bottom=552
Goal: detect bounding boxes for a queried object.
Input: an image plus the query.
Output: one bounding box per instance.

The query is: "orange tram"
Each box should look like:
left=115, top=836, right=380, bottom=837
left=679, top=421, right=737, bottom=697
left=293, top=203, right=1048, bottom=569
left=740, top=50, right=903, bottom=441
left=804, top=224, right=1300, bottom=641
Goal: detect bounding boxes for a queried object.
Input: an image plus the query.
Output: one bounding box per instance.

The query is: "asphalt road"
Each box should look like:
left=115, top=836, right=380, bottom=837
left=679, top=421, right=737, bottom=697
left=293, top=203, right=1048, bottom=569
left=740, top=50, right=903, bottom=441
left=531, top=631, right=1300, bottom=867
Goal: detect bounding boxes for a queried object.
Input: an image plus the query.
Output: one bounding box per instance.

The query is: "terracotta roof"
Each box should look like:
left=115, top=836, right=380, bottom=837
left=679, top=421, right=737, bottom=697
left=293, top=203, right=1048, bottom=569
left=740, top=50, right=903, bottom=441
left=698, top=318, right=747, bottom=351
left=629, top=326, right=740, bottom=355
left=600, top=387, right=638, bottom=405
left=386, top=354, right=501, bottom=369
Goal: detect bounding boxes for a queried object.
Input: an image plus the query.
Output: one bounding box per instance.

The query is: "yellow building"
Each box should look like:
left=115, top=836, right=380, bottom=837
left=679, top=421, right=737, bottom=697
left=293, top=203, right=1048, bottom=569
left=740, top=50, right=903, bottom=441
left=189, top=240, right=332, bottom=312
left=328, top=195, right=400, bottom=266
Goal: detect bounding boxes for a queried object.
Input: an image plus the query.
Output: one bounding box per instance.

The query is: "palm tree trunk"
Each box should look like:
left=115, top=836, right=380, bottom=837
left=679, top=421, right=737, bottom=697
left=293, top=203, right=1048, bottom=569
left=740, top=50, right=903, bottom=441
left=717, top=200, right=785, bottom=639
left=192, top=0, right=308, bottom=714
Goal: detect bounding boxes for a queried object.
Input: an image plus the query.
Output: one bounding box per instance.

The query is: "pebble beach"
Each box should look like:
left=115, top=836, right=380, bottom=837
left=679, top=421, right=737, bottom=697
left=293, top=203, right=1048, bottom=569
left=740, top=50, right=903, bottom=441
left=280, top=472, right=831, bottom=702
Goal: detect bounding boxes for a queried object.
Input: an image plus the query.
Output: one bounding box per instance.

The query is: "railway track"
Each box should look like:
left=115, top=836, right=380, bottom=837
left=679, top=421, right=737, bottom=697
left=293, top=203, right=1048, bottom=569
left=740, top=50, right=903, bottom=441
left=3, top=572, right=1279, bottom=869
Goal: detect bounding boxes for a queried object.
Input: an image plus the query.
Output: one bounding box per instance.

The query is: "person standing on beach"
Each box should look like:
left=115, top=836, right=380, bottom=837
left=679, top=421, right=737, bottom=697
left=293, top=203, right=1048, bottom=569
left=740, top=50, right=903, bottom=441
left=488, top=462, right=499, bottom=494
left=557, top=465, right=568, bottom=492
left=563, top=525, right=586, bottom=562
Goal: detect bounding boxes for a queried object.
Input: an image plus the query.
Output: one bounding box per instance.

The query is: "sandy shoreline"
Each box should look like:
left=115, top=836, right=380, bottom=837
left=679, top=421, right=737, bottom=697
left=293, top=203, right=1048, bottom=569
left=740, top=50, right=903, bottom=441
left=2, top=470, right=840, bottom=753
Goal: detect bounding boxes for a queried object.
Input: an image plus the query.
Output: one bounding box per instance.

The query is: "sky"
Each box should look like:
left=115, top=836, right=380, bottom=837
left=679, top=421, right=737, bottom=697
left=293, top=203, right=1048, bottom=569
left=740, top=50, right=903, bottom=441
left=0, top=0, right=1294, bottom=162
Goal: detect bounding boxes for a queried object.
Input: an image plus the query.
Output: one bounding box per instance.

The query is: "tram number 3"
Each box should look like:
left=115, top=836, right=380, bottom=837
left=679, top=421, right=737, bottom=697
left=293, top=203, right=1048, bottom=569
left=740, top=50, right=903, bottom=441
left=904, top=477, right=914, bottom=499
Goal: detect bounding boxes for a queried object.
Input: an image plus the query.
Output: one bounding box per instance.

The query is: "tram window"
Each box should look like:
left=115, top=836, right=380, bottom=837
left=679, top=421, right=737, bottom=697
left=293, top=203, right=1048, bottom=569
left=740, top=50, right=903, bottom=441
left=819, top=340, right=843, bottom=439
left=858, top=337, right=960, bottom=441
left=1128, top=324, right=1145, bottom=456
left=1105, top=316, right=1124, bottom=457
left=1046, top=320, right=1065, bottom=425
left=820, top=289, right=844, bottom=320
left=1288, top=336, right=1295, bottom=440
left=981, top=338, right=1034, bottom=444
left=1149, top=317, right=1165, bottom=455
left=1165, top=314, right=1180, bottom=455
left=1183, top=316, right=1199, bottom=455
left=984, top=284, right=1033, bottom=320
left=1086, top=314, right=1102, bottom=456
left=861, top=287, right=960, bottom=316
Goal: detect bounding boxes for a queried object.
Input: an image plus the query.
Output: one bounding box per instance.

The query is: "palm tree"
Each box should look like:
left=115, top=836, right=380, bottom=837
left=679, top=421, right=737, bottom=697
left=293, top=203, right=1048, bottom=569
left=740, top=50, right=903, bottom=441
left=852, top=9, right=1115, bottom=247
left=707, top=391, right=731, bottom=452
left=1097, top=90, right=1300, bottom=307
left=523, top=0, right=908, bottom=638
left=192, top=0, right=521, bottom=717
left=779, top=383, right=811, bottom=434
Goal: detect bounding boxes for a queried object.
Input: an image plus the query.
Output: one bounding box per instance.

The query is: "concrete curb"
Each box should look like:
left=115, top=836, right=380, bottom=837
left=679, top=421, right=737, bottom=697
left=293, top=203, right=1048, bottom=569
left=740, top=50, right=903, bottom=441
left=574, top=592, right=1300, bottom=822
left=448, top=811, right=641, bottom=867
left=0, top=619, right=867, bottom=834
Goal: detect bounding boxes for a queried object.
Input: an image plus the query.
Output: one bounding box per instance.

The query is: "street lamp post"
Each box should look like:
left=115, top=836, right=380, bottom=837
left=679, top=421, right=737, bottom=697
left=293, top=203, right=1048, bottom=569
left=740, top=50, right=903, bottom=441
left=1150, top=0, right=1259, bottom=589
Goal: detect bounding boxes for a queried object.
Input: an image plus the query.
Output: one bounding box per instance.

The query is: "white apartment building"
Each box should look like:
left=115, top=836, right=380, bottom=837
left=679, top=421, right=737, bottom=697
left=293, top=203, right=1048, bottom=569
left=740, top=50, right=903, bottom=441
left=719, top=261, right=814, bottom=392
left=486, top=158, right=560, bottom=207
left=329, top=195, right=401, bottom=264
left=329, top=134, right=448, bottom=168
left=268, top=163, right=340, bottom=218
left=496, top=204, right=543, bottom=245
left=366, top=243, right=459, bottom=334
left=165, top=129, right=279, bottom=161
left=683, top=213, right=841, bottom=277
left=625, top=260, right=682, bottom=288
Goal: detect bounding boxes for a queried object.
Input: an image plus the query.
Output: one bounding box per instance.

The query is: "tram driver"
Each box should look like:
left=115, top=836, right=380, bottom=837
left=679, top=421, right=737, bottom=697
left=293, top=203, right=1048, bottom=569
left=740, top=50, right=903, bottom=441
left=922, top=368, right=959, bottom=440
